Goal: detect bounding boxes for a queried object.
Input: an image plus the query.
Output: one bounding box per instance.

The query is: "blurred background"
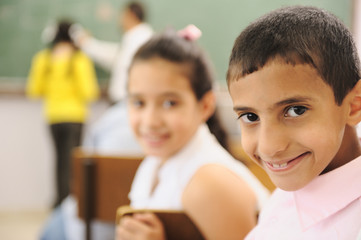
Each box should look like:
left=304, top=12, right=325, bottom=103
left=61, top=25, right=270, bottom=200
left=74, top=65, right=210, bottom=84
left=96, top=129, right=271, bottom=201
left=0, top=0, right=359, bottom=239
left=0, top=0, right=355, bottom=90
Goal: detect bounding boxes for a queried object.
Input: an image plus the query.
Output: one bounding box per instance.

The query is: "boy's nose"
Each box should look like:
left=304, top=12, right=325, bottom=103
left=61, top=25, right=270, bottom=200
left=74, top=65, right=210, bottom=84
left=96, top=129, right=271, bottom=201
left=257, top=123, right=289, bottom=159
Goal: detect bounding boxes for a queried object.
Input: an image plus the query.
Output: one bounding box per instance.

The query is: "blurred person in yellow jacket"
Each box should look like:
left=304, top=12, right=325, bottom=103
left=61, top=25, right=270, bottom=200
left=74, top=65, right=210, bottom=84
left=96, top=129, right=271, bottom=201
left=27, top=19, right=99, bottom=208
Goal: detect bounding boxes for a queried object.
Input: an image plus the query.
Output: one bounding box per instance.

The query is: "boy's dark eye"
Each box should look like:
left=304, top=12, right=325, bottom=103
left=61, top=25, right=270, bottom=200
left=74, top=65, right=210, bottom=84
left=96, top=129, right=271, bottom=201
left=285, top=106, right=308, bottom=117
left=239, top=113, right=259, bottom=123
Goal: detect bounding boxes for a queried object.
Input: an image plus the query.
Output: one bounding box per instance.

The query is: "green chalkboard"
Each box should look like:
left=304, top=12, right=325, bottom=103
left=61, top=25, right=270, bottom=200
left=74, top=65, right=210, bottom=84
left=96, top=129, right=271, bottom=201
left=0, top=0, right=353, bottom=87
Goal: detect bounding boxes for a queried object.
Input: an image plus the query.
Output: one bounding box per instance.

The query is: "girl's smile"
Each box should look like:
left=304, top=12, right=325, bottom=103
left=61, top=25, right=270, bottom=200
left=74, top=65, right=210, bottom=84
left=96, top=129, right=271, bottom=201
left=140, top=131, right=170, bottom=147
left=127, top=58, right=208, bottom=161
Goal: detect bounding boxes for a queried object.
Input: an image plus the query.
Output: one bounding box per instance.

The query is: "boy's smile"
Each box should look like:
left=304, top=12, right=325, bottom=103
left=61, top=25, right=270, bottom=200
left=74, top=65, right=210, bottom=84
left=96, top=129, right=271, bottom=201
left=229, top=59, right=350, bottom=191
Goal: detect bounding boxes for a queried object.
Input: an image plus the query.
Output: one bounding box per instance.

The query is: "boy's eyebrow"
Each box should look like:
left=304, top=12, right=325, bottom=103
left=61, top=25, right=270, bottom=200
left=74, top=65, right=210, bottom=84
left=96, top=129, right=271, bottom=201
left=274, top=97, right=313, bottom=108
left=233, top=96, right=314, bottom=112
left=232, top=106, right=254, bottom=112
left=275, top=96, right=312, bottom=107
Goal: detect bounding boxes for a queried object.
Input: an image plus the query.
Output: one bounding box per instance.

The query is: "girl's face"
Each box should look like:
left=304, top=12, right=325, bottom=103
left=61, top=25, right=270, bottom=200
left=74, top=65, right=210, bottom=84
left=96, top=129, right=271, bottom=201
left=127, top=58, right=212, bottom=161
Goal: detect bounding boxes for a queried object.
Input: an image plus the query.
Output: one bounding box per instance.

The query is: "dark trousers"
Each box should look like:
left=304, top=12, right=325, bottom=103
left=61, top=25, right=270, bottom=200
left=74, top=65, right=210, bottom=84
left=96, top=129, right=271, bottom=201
left=50, top=122, right=83, bottom=208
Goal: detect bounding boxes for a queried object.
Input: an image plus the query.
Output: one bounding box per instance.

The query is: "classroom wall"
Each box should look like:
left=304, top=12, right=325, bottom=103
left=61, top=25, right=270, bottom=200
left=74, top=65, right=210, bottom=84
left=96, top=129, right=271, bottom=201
left=0, top=96, right=109, bottom=211
left=354, top=0, right=361, bottom=56
left=0, top=0, right=352, bottom=90
left=0, top=96, right=54, bottom=210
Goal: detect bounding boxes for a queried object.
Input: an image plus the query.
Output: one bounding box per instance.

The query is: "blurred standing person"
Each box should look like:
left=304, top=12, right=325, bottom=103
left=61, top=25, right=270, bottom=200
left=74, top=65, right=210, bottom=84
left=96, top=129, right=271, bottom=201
left=72, top=1, right=153, bottom=104
left=27, top=19, right=99, bottom=208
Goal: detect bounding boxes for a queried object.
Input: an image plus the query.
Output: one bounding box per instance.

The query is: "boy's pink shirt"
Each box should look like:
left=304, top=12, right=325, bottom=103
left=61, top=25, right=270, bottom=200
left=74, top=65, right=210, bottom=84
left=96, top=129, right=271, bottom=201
left=246, top=155, right=361, bottom=240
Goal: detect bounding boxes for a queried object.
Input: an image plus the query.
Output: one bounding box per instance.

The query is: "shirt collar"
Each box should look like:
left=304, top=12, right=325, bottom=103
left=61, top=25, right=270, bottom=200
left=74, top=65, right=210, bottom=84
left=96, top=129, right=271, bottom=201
left=294, top=155, right=361, bottom=230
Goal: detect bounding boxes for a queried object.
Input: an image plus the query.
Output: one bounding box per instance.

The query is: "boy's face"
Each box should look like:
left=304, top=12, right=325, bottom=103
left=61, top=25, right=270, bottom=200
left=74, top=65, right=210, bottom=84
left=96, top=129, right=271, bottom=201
left=229, top=60, right=350, bottom=191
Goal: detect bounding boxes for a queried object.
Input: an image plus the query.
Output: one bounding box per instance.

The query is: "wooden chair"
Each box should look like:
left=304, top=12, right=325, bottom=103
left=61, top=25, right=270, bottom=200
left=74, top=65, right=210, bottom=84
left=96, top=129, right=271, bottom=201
left=71, top=147, right=143, bottom=240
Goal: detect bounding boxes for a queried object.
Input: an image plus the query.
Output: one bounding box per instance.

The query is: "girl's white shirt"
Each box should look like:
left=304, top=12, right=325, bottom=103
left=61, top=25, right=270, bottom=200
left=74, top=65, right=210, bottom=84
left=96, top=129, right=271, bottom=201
left=129, top=124, right=270, bottom=211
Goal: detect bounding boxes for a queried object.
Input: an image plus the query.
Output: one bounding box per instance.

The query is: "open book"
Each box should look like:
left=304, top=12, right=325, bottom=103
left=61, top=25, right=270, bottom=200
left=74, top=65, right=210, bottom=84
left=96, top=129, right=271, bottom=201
left=116, top=205, right=205, bottom=240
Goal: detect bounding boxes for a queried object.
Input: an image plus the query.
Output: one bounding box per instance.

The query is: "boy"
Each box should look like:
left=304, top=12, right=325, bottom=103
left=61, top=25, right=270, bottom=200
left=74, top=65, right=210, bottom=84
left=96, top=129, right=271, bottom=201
left=227, top=6, right=361, bottom=239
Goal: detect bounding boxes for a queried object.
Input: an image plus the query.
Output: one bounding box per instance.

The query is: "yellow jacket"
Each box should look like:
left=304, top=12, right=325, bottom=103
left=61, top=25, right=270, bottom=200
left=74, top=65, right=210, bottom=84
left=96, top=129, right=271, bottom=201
left=27, top=49, right=99, bottom=124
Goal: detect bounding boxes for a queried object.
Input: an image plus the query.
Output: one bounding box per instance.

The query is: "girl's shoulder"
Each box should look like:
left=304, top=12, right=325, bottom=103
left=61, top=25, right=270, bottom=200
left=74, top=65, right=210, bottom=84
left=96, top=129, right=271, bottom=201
left=184, top=163, right=257, bottom=200
left=183, top=140, right=270, bottom=210
left=181, top=163, right=259, bottom=239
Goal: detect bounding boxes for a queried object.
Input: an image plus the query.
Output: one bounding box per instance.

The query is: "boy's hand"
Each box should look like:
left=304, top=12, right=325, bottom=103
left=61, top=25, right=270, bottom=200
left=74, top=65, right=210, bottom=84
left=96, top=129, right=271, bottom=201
left=116, top=212, right=166, bottom=240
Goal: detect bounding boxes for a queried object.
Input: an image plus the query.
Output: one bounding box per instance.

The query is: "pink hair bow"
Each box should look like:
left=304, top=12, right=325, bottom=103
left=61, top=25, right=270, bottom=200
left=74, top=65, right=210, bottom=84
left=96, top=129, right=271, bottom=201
left=177, top=24, right=202, bottom=41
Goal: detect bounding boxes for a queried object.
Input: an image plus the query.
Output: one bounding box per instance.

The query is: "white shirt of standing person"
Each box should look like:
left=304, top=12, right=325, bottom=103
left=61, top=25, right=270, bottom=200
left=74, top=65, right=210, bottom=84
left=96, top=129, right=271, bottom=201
left=71, top=23, right=153, bottom=103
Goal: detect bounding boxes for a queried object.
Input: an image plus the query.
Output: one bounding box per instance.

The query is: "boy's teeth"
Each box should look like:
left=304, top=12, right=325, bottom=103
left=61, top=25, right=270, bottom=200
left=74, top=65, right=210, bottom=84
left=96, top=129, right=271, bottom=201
left=272, top=162, right=288, bottom=168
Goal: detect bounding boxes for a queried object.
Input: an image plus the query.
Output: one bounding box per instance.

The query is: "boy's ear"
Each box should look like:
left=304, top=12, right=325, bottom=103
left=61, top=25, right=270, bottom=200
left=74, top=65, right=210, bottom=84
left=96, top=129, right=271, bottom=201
left=199, top=91, right=216, bottom=121
left=346, top=80, right=361, bottom=126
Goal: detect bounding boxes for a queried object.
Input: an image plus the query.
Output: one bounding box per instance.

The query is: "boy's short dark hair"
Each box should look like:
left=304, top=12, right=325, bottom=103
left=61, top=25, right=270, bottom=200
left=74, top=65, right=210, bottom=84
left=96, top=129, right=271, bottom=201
left=227, top=6, right=361, bottom=105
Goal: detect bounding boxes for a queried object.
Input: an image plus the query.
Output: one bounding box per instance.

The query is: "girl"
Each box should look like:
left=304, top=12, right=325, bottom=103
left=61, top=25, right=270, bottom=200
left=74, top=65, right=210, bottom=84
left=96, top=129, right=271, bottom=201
left=116, top=26, right=269, bottom=240
left=27, top=19, right=99, bottom=207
